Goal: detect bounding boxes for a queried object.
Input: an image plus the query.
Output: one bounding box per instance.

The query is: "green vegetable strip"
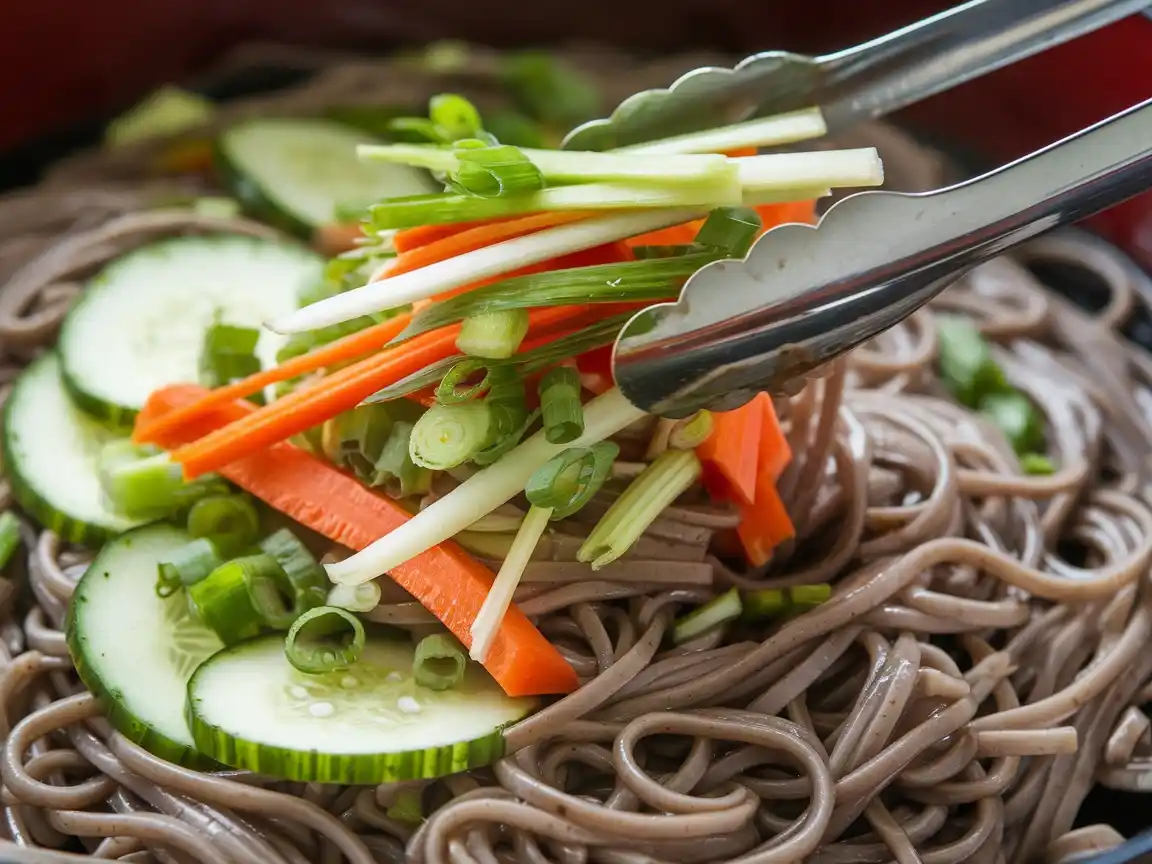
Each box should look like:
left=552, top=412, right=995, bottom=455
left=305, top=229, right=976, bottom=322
left=186, top=494, right=260, bottom=558
left=368, top=178, right=740, bottom=230
left=98, top=442, right=228, bottom=519
left=385, top=789, right=425, bottom=825
left=694, top=207, right=762, bottom=258
left=199, top=322, right=262, bottom=388
left=396, top=255, right=715, bottom=343
left=155, top=538, right=224, bottom=598
left=472, top=368, right=531, bottom=467
left=285, top=606, right=366, bottom=675
left=428, top=93, right=483, bottom=141
left=186, top=556, right=276, bottom=645
left=469, top=505, right=552, bottom=663
left=980, top=391, right=1045, bottom=456
left=456, top=309, right=530, bottom=359
left=238, top=553, right=300, bottom=630
left=668, top=411, right=714, bottom=450
left=413, top=633, right=468, bottom=690
left=409, top=402, right=493, bottom=470
left=369, top=421, right=433, bottom=498
left=451, top=145, right=545, bottom=199
left=525, top=443, right=618, bottom=520
left=935, top=315, right=1008, bottom=408
left=672, top=588, right=743, bottom=645
left=0, top=512, right=21, bottom=573
left=259, top=528, right=330, bottom=614
left=539, top=367, right=584, bottom=445
left=363, top=357, right=464, bottom=407
left=435, top=358, right=492, bottom=404
left=743, top=583, right=833, bottom=621
left=1021, top=453, right=1055, bottom=476
left=578, top=449, right=702, bottom=569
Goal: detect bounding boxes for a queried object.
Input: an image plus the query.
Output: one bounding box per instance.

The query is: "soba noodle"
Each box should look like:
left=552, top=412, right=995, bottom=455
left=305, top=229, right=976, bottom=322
left=1, top=137, right=1151, bottom=864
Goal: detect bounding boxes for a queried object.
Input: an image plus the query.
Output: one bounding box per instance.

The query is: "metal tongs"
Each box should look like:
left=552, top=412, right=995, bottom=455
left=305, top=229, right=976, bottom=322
left=576, top=0, right=1152, bottom=416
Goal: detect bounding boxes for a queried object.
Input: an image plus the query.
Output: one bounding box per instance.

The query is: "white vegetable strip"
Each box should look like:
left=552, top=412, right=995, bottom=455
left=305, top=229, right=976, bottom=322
left=469, top=505, right=553, bottom=663
left=327, top=581, right=382, bottom=612
left=736, top=149, right=883, bottom=191
left=613, top=108, right=828, bottom=155
left=267, top=210, right=703, bottom=334
left=326, top=388, right=646, bottom=586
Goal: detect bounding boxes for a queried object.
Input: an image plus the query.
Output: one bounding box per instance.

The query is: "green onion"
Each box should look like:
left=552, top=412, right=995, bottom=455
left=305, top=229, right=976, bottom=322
left=578, top=449, right=702, bottom=569
left=186, top=494, right=260, bottom=558
left=260, top=528, right=329, bottom=614
left=240, top=553, right=300, bottom=630
left=0, top=512, right=21, bottom=573
left=186, top=556, right=279, bottom=645
left=630, top=244, right=700, bottom=260
left=539, top=367, right=584, bottom=445
left=451, top=145, right=545, bottom=199
left=693, top=207, right=762, bottom=258
left=98, top=442, right=227, bottom=519
left=472, top=368, right=531, bottom=467
left=368, top=421, right=433, bottom=498
left=672, top=589, right=743, bottom=644
left=611, top=109, right=827, bottom=156
left=155, top=538, right=224, bottom=598
left=409, top=402, right=493, bottom=470
left=397, top=257, right=708, bottom=343
left=935, top=315, right=1008, bottom=408
left=501, top=52, right=601, bottom=129
left=981, top=391, right=1045, bottom=455
left=1021, top=453, right=1055, bottom=476
left=385, top=789, right=425, bottom=825
left=456, top=309, right=530, bottom=359
left=525, top=443, right=617, bottom=520
left=743, top=583, right=832, bottom=621
left=321, top=404, right=393, bottom=469
left=428, top=93, right=483, bottom=141
left=285, top=606, right=366, bottom=675
left=199, top=322, right=262, bottom=388
left=668, top=410, right=714, bottom=449
left=435, top=358, right=492, bottom=403
left=412, top=633, right=467, bottom=690
left=363, top=357, right=464, bottom=406
left=327, top=581, right=382, bottom=613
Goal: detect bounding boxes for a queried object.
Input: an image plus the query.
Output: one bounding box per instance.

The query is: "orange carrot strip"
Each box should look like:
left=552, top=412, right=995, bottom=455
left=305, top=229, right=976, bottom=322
left=138, top=385, right=578, bottom=698
left=754, top=392, right=793, bottom=481
left=736, top=479, right=796, bottom=568
left=696, top=401, right=763, bottom=508
left=393, top=216, right=523, bottom=254
left=576, top=346, right=615, bottom=396
left=133, top=313, right=414, bottom=446
left=628, top=198, right=818, bottom=250
left=314, top=222, right=365, bottom=256
left=169, top=304, right=612, bottom=478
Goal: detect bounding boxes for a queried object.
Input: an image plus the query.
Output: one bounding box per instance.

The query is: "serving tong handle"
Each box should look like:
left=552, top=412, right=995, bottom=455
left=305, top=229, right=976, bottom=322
left=611, top=98, right=1152, bottom=417
left=564, top=0, right=1150, bottom=150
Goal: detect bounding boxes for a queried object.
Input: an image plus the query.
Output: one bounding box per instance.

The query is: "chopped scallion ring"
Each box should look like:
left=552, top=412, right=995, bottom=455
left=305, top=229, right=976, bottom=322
left=413, top=633, right=467, bottom=690
left=284, top=606, right=366, bottom=675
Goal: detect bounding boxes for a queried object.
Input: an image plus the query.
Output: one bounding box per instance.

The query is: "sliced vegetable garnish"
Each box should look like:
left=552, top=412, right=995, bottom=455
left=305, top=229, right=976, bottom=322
left=525, top=443, right=617, bottom=520
left=743, top=583, right=832, bottom=620
left=138, top=384, right=578, bottom=697
left=0, top=512, right=22, bottom=572
left=187, top=494, right=261, bottom=558
left=328, top=581, right=382, bottom=613
left=448, top=143, right=546, bottom=198
left=457, top=309, right=530, bottom=358
left=285, top=606, right=366, bottom=674
left=539, top=367, right=585, bottom=445
left=413, top=633, right=467, bottom=690
left=980, top=391, right=1045, bottom=455
left=200, top=322, right=262, bottom=389
left=936, top=315, right=1008, bottom=408
left=105, top=86, right=214, bottom=146
left=579, top=448, right=703, bottom=569
left=97, top=441, right=228, bottom=520
left=428, top=93, right=484, bottom=140
left=672, top=589, right=743, bottom=644
left=260, top=528, right=330, bottom=613
left=186, top=634, right=536, bottom=783
left=695, top=401, right=764, bottom=508
left=1021, top=452, right=1056, bottom=475
left=187, top=554, right=289, bottom=644
left=156, top=538, right=224, bottom=598
left=610, top=108, right=828, bottom=156
left=410, top=402, right=494, bottom=470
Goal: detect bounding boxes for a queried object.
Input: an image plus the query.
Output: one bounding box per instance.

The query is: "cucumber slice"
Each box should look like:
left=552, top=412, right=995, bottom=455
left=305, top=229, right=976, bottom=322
left=59, top=235, right=322, bottom=425
left=67, top=524, right=224, bottom=765
left=1, top=355, right=145, bottom=545
left=187, top=635, right=536, bottom=783
left=217, top=118, right=441, bottom=236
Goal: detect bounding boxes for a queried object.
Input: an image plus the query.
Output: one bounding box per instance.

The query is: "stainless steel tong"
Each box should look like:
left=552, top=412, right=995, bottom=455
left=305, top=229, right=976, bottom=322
left=611, top=97, right=1152, bottom=417
left=564, top=0, right=1150, bottom=151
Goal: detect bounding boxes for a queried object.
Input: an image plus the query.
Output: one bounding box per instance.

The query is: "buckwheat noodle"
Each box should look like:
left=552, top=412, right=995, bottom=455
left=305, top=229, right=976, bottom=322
left=1, top=167, right=1151, bottom=864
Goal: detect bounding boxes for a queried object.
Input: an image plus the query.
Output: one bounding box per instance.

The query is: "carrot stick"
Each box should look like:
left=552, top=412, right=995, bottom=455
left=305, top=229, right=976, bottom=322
left=753, top=392, right=792, bottom=481
left=133, top=313, right=414, bottom=446
left=696, top=401, right=763, bottom=507
left=393, top=216, right=522, bottom=254
left=169, top=304, right=615, bottom=478
left=138, top=385, right=578, bottom=698
left=736, top=394, right=795, bottom=566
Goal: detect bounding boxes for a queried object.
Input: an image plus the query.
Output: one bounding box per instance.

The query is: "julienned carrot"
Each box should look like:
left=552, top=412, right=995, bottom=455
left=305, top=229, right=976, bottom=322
left=381, top=211, right=594, bottom=280
left=753, top=392, right=792, bottom=481
left=393, top=216, right=522, bottom=254
left=627, top=199, right=819, bottom=249
left=696, top=401, right=763, bottom=507
left=736, top=394, right=795, bottom=566
left=133, top=313, right=414, bottom=446
left=170, top=304, right=622, bottom=478
left=138, top=385, right=578, bottom=698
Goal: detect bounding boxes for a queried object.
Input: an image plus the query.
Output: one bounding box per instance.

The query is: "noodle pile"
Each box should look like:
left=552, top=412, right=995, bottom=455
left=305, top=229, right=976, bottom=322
left=1, top=94, right=1150, bottom=864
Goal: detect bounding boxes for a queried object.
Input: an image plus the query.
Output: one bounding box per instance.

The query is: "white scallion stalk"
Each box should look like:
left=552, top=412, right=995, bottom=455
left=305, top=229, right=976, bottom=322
left=734, top=149, right=883, bottom=192
left=613, top=108, right=828, bottom=156
left=326, top=388, right=646, bottom=586
left=327, top=580, right=382, bottom=613
left=268, top=210, right=703, bottom=334
left=743, top=186, right=832, bottom=206
left=469, top=505, right=553, bottom=662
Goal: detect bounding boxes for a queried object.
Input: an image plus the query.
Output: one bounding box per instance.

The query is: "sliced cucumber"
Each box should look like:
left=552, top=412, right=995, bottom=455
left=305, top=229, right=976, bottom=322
left=1, top=355, right=145, bottom=545
left=187, top=634, right=536, bottom=783
left=59, top=235, right=322, bottom=425
left=217, top=118, right=441, bottom=236
left=67, top=524, right=224, bottom=765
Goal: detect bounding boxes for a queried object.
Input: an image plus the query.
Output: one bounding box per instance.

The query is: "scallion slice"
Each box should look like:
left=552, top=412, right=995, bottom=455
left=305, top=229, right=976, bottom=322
left=1021, top=452, right=1055, bottom=476
left=155, top=538, right=224, bottom=598
left=186, top=556, right=280, bottom=645
left=472, top=368, right=530, bottom=467
left=935, top=315, right=1008, bottom=408
left=413, top=633, right=467, bottom=690
left=186, top=494, right=260, bottom=558
left=259, top=528, right=329, bottom=613
left=435, top=358, right=492, bottom=404
left=451, top=145, right=545, bottom=199
left=672, top=588, right=743, bottom=644
left=0, top=512, right=21, bottom=573
left=327, top=581, right=382, bottom=613
left=368, top=421, right=433, bottom=498
left=409, top=402, right=493, bottom=470
left=456, top=309, right=530, bottom=359
left=578, top=448, right=702, bottom=568
left=428, top=93, right=483, bottom=141
left=539, top=367, right=584, bottom=445
left=743, top=583, right=833, bottom=621
left=199, top=322, right=262, bottom=388
left=284, top=606, right=366, bottom=675
left=525, top=442, right=617, bottom=520
left=693, top=206, right=762, bottom=257
left=980, top=391, right=1045, bottom=456
left=241, top=553, right=300, bottom=631
left=667, top=410, right=714, bottom=450
left=98, top=441, right=228, bottom=519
